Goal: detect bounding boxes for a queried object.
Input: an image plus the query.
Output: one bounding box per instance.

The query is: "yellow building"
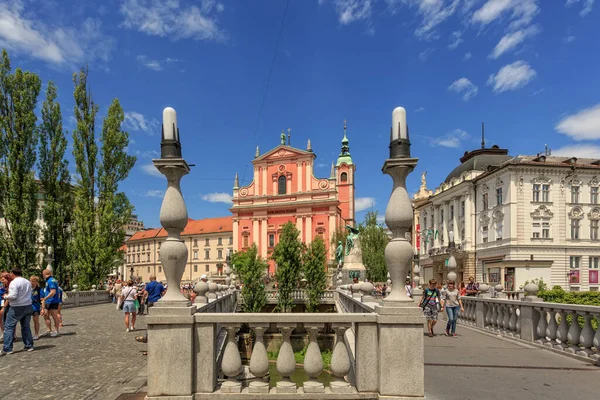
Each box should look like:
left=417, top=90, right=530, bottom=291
left=123, top=216, right=233, bottom=283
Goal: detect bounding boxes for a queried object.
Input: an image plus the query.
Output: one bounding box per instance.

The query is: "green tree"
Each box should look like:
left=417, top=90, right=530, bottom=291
left=303, top=235, right=327, bottom=312
left=272, top=221, right=304, bottom=312
left=70, top=67, right=135, bottom=288
left=38, top=80, right=73, bottom=284
left=0, top=50, right=41, bottom=275
left=232, top=244, right=267, bottom=313
left=359, top=211, right=389, bottom=282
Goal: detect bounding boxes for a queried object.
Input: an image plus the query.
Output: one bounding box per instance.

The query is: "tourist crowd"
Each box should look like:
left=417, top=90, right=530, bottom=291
left=0, top=268, right=65, bottom=355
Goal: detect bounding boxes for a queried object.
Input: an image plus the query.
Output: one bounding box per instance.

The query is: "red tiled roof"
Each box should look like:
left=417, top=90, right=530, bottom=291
left=127, top=217, right=232, bottom=242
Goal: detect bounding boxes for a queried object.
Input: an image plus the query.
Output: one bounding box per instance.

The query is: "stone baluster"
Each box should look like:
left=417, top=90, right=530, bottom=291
left=330, top=325, right=352, bottom=393
left=221, top=326, right=242, bottom=393
left=469, top=301, right=476, bottom=324
left=535, top=308, right=548, bottom=345
left=490, top=304, right=498, bottom=331
left=565, top=311, right=582, bottom=354
left=483, top=303, right=491, bottom=327
left=577, top=313, right=595, bottom=357
left=207, top=282, right=218, bottom=302
left=502, top=304, right=511, bottom=332
left=544, top=309, right=558, bottom=347
left=276, top=325, right=297, bottom=394
left=248, top=325, right=270, bottom=393
left=194, top=280, right=209, bottom=304
left=337, top=271, right=343, bottom=287
left=555, top=310, right=569, bottom=350
left=515, top=306, right=521, bottom=336
left=508, top=305, right=518, bottom=336
left=303, top=324, right=324, bottom=393
left=495, top=304, right=504, bottom=332
left=593, top=314, right=600, bottom=361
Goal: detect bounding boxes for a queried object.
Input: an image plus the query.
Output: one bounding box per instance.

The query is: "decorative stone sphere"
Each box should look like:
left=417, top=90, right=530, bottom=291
left=194, top=281, right=209, bottom=296
left=72, top=284, right=78, bottom=292
left=91, top=285, right=97, bottom=291
left=494, top=283, right=504, bottom=292
left=447, top=271, right=457, bottom=282
left=524, top=283, right=539, bottom=295
left=360, top=282, right=374, bottom=296
left=351, top=283, right=362, bottom=292
left=208, top=282, right=218, bottom=293
left=479, top=283, right=490, bottom=293
left=413, top=265, right=421, bottom=275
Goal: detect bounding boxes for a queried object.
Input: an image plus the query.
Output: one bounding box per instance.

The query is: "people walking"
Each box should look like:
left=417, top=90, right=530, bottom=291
left=419, top=279, right=440, bottom=338
left=144, top=276, right=165, bottom=313
left=41, top=269, right=61, bottom=337
left=121, top=280, right=137, bottom=332
left=114, top=279, right=123, bottom=310
left=0, top=272, right=13, bottom=333
left=1, top=268, right=34, bottom=355
left=441, top=280, right=464, bottom=337
left=465, top=276, right=479, bottom=296
left=30, top=276, right=42, bottom=340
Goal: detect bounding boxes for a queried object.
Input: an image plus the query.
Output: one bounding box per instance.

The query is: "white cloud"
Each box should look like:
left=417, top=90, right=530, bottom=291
left=145, top=190, right=164, bottom=198
left=415, top=107, right=425, bottom=112
left=386, top=0, right=460, bottom=40
left=124, top=112, right=160, bottom=135
left=137, top=55, right=163, bottom=71
left=120, top=0, right=227, bottom=41
left=201, top=192, right=233, bottom=204
left=330, top=0, right=373, bottom=24
left=552, top=144, right=600, bottom=158
left=376, top=214, right=386, bottom=224
left=555, top=104, right=600, bottom=141
left=463, top=52, right=472, bottom=60
left=355, top=197, right=376, bottom=212
left=141, top=163, right=163, bottom=178
left=430, top=129, right=469, bottom=148
left=448, top=31, right=463, bottom=49
left=566, top=0, right=595, bottom=17
left=448, top=78, right=478, bottom=101
left=563, top=35, right=576, bottom=44
left=418, top=47, right=435, bottom=61
left=489, top=25, right=539, bottom=59
left=0, top=1, right=114, bottom=67
left=487, top=61, right=536, bottom=93
left=530, top=88, right=544, bottom=96
left=472, top=0, right=539, bottom=30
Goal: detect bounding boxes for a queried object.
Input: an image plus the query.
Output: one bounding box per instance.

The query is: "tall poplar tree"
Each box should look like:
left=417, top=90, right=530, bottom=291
left=38, top=80, right=73, bottom=284
left=232, top=244, right=267, bottom=313
left=71, top=66, right=135, bottom=288
left=0, top=50, right=41, bottom=274
left=272, top=221, right=304, bottom=313
left=360, top=211, right=389, bottom=282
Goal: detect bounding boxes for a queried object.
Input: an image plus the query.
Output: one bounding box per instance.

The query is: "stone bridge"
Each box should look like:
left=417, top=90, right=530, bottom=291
left=1, top=290, right=598, bottom=400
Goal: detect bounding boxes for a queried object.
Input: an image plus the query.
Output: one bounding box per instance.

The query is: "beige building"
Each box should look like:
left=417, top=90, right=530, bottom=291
left=124, top=214, right=145, bottom=240
left=414, top=146, right=600, bottom=292
left=123, top=216, right=233, bottom=283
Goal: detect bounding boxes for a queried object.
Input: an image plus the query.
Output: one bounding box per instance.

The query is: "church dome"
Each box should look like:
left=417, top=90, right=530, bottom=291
left=444, top=145, right=512, bottom=183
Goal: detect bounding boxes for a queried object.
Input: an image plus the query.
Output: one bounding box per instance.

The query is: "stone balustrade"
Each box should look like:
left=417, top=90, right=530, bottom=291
left=62, top=290, right=111, bottom=309
left=238, top=289, right=337, bottom=305
left=457, top=297, right=600, bottom=363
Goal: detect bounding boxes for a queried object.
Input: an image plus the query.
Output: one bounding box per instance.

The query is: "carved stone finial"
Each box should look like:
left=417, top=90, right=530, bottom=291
left=255, top=146, right=260, bottom=158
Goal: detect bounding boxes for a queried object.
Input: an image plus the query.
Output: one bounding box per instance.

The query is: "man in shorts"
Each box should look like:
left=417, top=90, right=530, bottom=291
left=41, top=269, right=61, bottom=337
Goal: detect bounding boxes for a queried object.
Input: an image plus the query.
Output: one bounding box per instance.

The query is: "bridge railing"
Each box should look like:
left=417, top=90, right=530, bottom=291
left=62, top=290, right=111, bottom=309
left=457, top=296, right=600, bottom=363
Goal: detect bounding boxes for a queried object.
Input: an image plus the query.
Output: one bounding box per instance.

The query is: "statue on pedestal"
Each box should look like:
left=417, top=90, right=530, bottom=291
left=335, top=241, right=344, bottom=267
left=344, top=225, right=360, bottom=256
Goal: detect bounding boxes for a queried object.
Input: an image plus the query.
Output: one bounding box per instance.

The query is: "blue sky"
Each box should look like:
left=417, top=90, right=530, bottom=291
left=2, top=0, right=600, bottom=228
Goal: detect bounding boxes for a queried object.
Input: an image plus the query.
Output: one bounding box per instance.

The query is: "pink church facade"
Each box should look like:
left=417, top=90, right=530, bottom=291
left=231, top=129, right=356, bottom=274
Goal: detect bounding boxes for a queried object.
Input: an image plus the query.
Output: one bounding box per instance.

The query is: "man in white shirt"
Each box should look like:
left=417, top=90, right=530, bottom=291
left=1, top=268, right=34, bottom=355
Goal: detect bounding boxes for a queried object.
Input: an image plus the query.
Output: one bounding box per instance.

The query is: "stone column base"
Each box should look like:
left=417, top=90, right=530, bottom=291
left=248, top=380, right=269, bottom=393
left=303, top=380, right=325, bottom=393
left=276, top=379, right=297, bottom=394
left=330, top=380, right=353, bottom=393
left=220, top=380, right=242, bottom=393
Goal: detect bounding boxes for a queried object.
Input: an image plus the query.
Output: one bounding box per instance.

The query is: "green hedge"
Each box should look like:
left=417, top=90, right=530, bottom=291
left=538, top=287, right=600, bottom=306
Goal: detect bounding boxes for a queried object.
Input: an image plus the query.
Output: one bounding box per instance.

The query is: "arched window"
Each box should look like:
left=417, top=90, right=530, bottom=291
left=278, top=175, right=287, bottom=195
left=340, top=172, right=348, bottom=182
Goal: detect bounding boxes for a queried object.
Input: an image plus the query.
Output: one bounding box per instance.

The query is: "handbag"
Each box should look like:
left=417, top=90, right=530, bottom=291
left=419, top=290, right=435, bottom=310
left=134, top=299, right=140, bottom=310
left=118, top=301, right=124, bottom=310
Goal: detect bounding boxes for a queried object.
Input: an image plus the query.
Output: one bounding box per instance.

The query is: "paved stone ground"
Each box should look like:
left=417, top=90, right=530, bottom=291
left=0, top=303, right=148, bottom=400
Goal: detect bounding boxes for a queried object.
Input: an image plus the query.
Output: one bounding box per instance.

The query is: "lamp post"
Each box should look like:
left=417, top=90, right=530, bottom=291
left=382, top=107, right=418, bottom=305
left=447, top=231, right=457, bottom=283
left=152, top=107, right=191, bottom=304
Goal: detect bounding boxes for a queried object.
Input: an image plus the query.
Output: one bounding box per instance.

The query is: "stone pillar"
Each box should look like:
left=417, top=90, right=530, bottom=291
left=306, top=214, right=313, bottom=242
left=260, top=218, right=268, bottom=259
left=298, top=162, right=303, bottom=192
left=252, top=218, right=259, bottom=248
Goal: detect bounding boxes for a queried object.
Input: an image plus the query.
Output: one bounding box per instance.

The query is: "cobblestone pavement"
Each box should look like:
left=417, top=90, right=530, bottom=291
left=0, top=303, right=147, bottom=400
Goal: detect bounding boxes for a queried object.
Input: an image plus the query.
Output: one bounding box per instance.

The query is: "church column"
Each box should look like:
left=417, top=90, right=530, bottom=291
left=286, top=173, right=292, bottom=194
left=252, top=218, right=259, bottom=248
left=453, top=197, right=459, bottom=241
left=306, top=214, right=313, bottom=243
left=253, top=167, right=259, bottom=186
left=296, top=216, right=303, bottom=241
left=262, top=167, right=267, bottom=196
left=306, top=163, right=312, bottom=191
left=260, top=218, right=268, bottom=259
left=298, top=162, right=303, bottom=192
left=272, top=176, right=277, bottom=195
left=232, top=217, right=239, bottom=252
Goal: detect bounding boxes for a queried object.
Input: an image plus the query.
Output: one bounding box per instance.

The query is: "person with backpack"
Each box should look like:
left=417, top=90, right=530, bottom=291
left=419, top=279, right=440, bottom=337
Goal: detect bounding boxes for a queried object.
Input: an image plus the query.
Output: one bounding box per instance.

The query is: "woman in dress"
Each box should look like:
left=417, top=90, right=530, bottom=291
left=30, top=276, right=42, bottom=339
left=121, top=280, right=138, bottom=332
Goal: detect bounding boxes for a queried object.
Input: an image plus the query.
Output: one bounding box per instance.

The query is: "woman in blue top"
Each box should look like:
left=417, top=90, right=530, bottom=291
left=40, top=286, right=52, bottom=336
left=30, top=276, right=42, bottom=340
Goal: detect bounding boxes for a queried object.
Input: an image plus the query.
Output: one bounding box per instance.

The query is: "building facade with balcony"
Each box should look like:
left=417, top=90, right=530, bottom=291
left=413, top=147, right=600, bottom=292
left=231, top=127, right=356, bottom=273
left=123, top=216, right=233, bottom=283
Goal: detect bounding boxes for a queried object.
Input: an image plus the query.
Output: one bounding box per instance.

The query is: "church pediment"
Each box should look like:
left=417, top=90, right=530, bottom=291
left=253, top=145, right=314, bottom=163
